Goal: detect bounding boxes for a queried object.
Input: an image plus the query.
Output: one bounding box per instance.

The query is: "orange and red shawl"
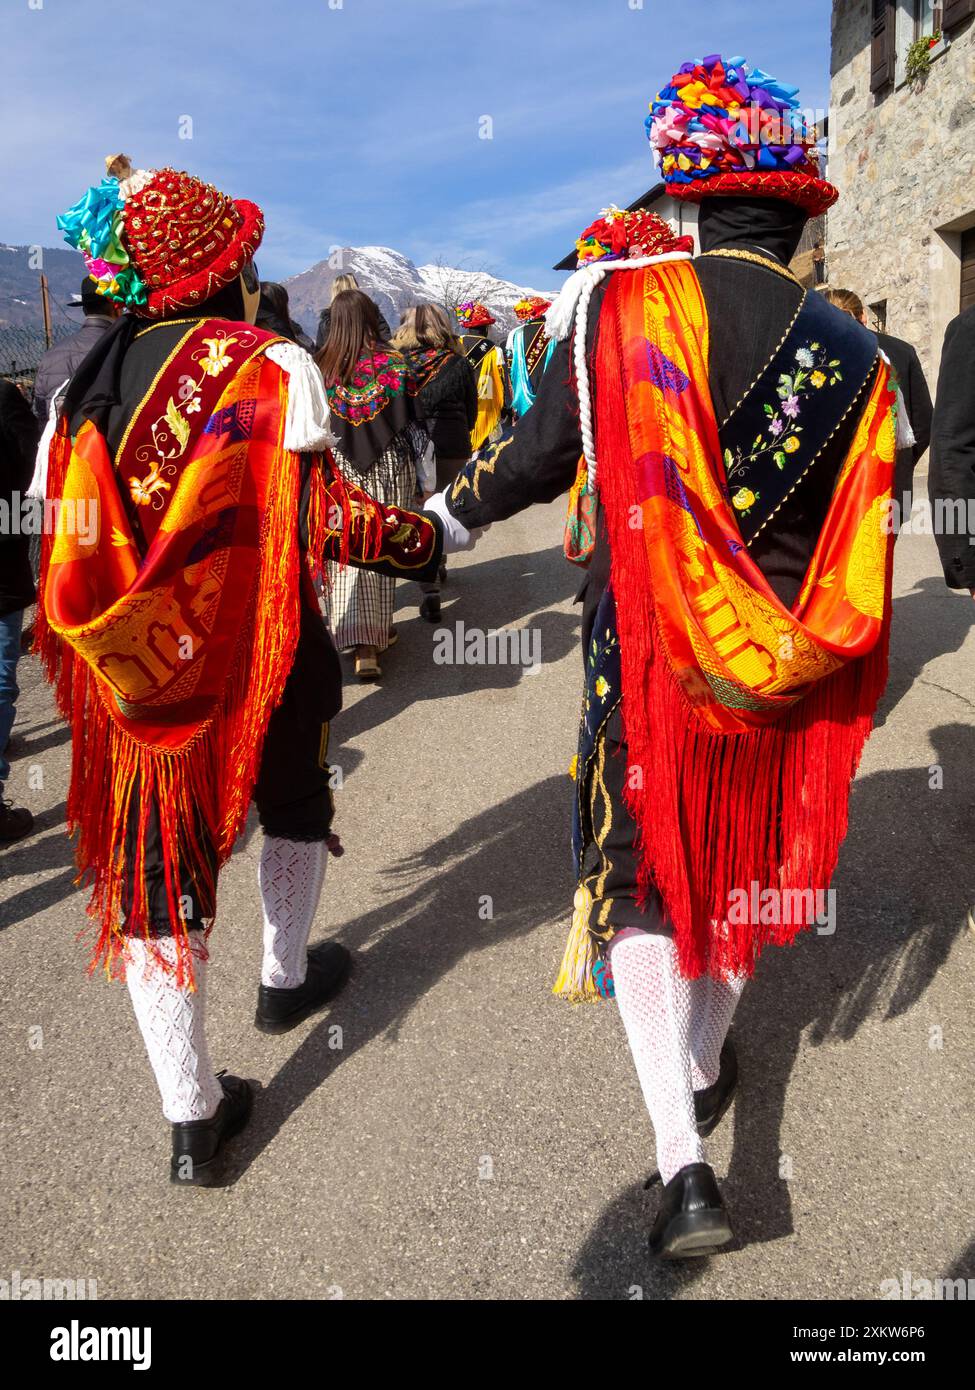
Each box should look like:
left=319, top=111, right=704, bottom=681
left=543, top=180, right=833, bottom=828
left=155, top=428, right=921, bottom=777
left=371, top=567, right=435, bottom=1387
left=592, top=261, right=898, bottom=980
left=35, top=322, right=364, bottom=985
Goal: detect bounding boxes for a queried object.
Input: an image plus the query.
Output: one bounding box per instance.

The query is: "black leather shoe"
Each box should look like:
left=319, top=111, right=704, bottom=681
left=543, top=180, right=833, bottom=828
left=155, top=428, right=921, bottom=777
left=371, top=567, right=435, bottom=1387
left=170, top=1073, right=253, bottom=1187
left=255, top=941, right=351, bottom=1035
left=420, top=594, right=442, bottom=623
left=695, top=1039, right=738, bottom=1137
left=0, top=799, right=34, bottom=844
left=648, top=1162, right=734, bottom=1259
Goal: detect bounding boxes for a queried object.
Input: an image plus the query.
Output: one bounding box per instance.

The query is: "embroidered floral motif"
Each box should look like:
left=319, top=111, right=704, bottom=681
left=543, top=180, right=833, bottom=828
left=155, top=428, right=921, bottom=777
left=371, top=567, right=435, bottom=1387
left=723, top=340, right=843, bottom=519
left=141, top=329, right=253, bottom=465
left=326, top=350, right=417, bottom=426
left=732, top=486, right=758, bottom=513
left=129, top=458, right=177, bottom=509
left=200, top=338, right=235, bottom=377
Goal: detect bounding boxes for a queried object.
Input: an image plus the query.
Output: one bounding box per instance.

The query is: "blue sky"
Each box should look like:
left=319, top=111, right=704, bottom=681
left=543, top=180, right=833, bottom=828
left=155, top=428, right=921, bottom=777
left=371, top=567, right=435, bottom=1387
left=2, top=0, right=833, bottom=289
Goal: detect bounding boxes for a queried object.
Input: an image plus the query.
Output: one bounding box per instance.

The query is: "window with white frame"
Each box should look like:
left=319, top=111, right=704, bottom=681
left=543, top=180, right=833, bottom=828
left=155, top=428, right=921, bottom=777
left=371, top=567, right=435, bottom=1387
left=915, top=0, right=942, bottom=37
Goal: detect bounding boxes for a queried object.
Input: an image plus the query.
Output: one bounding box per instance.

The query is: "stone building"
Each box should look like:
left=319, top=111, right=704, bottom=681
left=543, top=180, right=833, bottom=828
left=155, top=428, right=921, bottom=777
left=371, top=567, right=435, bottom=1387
left=828, top=0, right=975, bottom=379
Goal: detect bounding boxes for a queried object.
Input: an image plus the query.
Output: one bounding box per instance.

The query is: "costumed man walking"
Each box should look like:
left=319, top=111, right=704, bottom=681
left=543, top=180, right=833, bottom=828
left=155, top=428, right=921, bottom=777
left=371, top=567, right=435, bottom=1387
left=35, top=156, right=442, bottom=1185
left=427, top=56, right=904, bottom=1257
left=505, top=296, right=554, bottom=420
left=456, top=301, right=507, bottom=451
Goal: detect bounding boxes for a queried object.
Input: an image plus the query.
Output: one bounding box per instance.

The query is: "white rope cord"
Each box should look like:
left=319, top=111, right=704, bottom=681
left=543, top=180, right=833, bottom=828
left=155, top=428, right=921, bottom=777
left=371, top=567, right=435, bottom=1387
left=544, top=251, right=694, bottom=491
left=877, top=348, right=916, bottom=452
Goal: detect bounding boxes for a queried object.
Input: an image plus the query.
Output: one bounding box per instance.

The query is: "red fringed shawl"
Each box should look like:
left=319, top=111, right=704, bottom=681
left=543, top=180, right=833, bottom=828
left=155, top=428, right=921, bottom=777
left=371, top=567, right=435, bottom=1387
left=35, top=323, right=361, bottom=985
left=594, top=262, right=898, bottom=980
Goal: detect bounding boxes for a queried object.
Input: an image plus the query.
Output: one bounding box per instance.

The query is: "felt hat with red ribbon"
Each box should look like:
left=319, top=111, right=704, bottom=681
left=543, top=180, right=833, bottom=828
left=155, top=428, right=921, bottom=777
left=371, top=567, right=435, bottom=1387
left=513, top=296, right=553, bottom=322
left=647, top=55, right=837, bottom=217
left=57, top=155, right=265, bottom=319
left=574, top=206, right=694, bottom=267
left=455, top=300, right=496, bottom=329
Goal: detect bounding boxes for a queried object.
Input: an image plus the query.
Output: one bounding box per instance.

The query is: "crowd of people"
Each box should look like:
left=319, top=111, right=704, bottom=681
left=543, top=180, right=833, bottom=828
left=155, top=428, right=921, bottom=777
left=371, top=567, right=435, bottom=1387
left=2, top=47, right=974, bottom=1260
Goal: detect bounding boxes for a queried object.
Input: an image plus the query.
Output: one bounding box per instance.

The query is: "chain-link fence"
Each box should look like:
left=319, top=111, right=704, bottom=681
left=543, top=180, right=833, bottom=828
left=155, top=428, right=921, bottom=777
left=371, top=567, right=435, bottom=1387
left=0, top=323, right=77, bottom=385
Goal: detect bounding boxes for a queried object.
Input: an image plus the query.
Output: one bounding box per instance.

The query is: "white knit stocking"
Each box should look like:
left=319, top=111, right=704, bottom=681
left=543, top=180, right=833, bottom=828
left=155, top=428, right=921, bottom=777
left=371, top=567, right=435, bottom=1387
left=125, top=933, right=223, bottom=1124
left=259, top=837, right=328, bottom=988
left=609, top=928, right=704, bottom=1184
left=688, top=972, right=747, bottom=1091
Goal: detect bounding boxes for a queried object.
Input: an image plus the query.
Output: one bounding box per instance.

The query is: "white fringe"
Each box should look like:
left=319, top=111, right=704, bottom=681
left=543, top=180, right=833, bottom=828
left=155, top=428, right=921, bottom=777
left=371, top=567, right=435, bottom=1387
left=117, top=168, right=156, bottom=202
left=543, top=252, right=694, bottom=491
left=878, top=349, right=917, bottom=451
left=265, top=341, right=335, bottom=453
left=28, top=383, right=68, bottom=501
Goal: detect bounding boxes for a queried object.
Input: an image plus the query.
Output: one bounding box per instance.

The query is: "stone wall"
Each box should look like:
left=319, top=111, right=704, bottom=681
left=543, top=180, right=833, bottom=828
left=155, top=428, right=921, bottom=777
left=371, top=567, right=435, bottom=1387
left=828, top=2, right=975, bottom=383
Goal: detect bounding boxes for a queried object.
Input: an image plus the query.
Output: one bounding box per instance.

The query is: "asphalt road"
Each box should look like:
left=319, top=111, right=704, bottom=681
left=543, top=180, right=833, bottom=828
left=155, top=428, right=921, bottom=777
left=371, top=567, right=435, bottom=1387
left=1, top=477, right=973, bottom=1301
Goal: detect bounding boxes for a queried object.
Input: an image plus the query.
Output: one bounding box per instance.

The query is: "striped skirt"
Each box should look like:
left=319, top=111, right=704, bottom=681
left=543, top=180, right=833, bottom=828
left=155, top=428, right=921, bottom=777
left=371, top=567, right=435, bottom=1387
left=324, top=433, right=419, bottom=651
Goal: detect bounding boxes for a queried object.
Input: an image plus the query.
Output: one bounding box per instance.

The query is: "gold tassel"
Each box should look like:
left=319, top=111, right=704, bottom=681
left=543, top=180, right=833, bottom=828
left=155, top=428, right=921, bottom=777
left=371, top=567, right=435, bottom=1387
left=552, top=885, right=603, bottom=1003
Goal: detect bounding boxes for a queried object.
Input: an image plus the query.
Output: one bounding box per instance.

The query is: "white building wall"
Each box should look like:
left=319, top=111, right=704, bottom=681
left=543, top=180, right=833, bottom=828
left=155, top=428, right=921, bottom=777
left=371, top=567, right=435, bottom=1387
left=828, top=2, right=975, bottom=381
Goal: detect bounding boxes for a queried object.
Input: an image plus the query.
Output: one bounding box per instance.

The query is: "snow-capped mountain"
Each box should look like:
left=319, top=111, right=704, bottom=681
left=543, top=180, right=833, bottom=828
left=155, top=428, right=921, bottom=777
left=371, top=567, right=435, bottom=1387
left=0, top=243, right=90, bottom=329
left=0, top=239, right=558, bottom=351
left=284, top=246, right=557, bottom=341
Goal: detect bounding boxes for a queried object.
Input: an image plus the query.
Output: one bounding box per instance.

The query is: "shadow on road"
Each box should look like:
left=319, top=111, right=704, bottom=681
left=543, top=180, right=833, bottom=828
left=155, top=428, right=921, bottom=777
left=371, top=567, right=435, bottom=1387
left=334, top=543, right=579, bottom=750
left=569, top=722, right=971, bottom=1296
left=877, top=577, right=974, bottom=725
left=0, top=801, right=75, bottom=930
left=219, top=773, right=574, bottom=1186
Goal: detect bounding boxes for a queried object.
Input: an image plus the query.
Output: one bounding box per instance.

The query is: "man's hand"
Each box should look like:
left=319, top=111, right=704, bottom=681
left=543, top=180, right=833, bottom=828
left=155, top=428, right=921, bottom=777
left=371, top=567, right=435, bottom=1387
left=423, top=487, right=486, bottom=554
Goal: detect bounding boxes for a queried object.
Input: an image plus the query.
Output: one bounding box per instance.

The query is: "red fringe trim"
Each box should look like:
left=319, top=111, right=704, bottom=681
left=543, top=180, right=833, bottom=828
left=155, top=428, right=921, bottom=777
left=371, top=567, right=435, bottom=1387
left=38, top=382, right=317, bottom=987
left=596, top=279, right=893, bottom=981
left=305, top=449, right=386, bottom=582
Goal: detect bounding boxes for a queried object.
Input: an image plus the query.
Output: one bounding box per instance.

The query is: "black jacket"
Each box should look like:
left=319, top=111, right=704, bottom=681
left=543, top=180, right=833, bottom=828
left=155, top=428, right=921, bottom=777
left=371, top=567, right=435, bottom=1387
left=411, top=351, right=477, bottom=465
left=929, top=305, right=975, bottom=590
left=876, top=330, right=932, bottom=502
left=0, top=379, right=39, bottom=615
left=446, top=242, right=871, bottom=651
left=255, top=307, right=315, bottom=353
left=32, top=315, right=116, bottom=422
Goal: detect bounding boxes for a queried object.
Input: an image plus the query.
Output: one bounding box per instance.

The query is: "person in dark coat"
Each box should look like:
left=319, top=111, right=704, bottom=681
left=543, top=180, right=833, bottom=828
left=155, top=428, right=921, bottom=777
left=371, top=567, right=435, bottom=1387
left=425, top=52, right=900, bottom=1259
left=256, top=281, right=315, bottom=352
left=392, top=303, right=476, bottom=621
left=0, top=377, right=39, bottom=841
left=823, top=289, right=932, bottom=516
left=928, top=304, right=975, bottom=592
left=32, top=279, right=121, bottom=423
left=315, top=272, right=390, bottom=350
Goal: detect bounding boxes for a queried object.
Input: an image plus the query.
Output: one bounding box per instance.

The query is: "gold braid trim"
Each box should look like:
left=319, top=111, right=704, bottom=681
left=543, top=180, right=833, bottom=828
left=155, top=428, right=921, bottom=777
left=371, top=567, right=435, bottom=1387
left=701, top=247, right=803, bottom=287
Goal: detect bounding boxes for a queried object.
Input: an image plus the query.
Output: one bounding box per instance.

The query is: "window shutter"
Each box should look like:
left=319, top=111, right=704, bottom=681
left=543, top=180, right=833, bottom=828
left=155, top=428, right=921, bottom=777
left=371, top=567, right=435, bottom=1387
left=870, top=0, right=895, bottom=91
left=943, top=0, right=975, bottom=31
left=960, top=229, right=975, bottom=313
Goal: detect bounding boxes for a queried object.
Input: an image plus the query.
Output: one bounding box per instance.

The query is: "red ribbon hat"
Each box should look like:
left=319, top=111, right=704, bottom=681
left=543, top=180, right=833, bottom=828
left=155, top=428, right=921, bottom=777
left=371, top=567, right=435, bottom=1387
left=575, top=206, right=694, bottom=267
left=647, top=55, right=838, bottom=218
left=455, top=300, right=496, bottom=329
left=513, top=296, right=553, bottom=322
left=57, top=155, right=265, bottom=319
